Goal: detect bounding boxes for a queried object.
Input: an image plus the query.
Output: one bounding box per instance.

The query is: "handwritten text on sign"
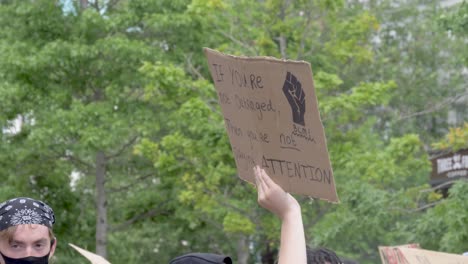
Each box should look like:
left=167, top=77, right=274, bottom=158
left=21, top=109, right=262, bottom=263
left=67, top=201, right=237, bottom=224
left=205, top=48, right=338, bottom=202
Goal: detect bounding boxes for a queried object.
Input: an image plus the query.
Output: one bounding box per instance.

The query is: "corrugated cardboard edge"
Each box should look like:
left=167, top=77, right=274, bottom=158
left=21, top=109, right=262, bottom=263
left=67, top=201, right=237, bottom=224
left=203, top=47, right=311, bottom=65
left=69, top=243, right=111, bottom=264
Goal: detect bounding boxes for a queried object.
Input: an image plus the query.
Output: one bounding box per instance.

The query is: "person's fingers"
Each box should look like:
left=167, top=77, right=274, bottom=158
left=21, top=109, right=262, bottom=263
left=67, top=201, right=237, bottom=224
left=254, top=166, right=260, bottom=186
left=254, top=166, right=265, bottom=194
left=259, top=167, right=274, bottom=189
left=255, top=166, right=267, bottom=188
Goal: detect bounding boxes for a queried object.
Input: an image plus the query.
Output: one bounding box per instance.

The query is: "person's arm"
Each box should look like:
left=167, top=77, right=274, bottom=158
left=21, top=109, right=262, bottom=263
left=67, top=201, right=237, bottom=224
left=254, top=165, right=307, bottom=264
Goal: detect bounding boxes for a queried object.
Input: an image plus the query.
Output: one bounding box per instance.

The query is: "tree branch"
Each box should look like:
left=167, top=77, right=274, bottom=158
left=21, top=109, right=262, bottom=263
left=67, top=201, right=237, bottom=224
left=214, top=27, right=258, bottom=55
left=90, top=0, right=100, bottom=11
left=397, top=91, right=468, bottom=121
left=202, top=187, right=254, bottom=219
left=198, top=214, right=234, bottom=250
left=106, top=136, right=139, bottom=160
left=49, top=147, right=95, bottom=172
left=419, top=179, right=463, bottom=193
left=107, top=173, right=155, bottom=193
left=63, top=153, right=95, bottom=172
left=185, top=54, right=205, bottom=80
left=110, top=202, right=170, bottom=232
left=408, top=200, right=446, bottom=212
left=300, top=198, right=332, bottom=231
left=106, top=0, right=120, bottom=11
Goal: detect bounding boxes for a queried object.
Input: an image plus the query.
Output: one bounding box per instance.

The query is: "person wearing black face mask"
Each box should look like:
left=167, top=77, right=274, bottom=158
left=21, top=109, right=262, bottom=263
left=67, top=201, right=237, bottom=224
left=0, top=197, right=56, bottom=264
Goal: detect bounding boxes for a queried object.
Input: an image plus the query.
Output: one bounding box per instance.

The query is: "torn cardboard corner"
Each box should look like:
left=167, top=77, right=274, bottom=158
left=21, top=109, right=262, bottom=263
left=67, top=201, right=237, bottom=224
left=204, top=48, right=339, bottom=203
left=379, top=244, right=468, bottom=264
left=69, top=243, right=111, bottom=264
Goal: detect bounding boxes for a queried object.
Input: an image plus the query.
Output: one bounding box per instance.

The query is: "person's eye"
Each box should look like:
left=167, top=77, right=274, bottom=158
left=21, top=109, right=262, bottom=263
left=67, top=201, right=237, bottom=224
left=10, top=244, right=20, bottom=249
left=35, top=243, right=45, bottom=249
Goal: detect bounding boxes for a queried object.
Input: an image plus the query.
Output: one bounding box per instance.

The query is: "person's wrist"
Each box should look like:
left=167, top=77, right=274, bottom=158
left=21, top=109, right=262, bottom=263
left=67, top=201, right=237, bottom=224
left=280, top=204, right=301, bottom=222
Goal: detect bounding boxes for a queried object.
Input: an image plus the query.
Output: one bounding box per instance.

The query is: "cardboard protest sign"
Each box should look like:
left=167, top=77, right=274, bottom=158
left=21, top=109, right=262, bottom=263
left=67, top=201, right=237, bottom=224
left=69, top=243, right=111, bottom=264
left=399, top=247, right=468, bottom=264
left=379, top=245, right=468, bottom=264
left=204, top=48, right=338, bottom=202
left=379, top=244, right=420, bottom=264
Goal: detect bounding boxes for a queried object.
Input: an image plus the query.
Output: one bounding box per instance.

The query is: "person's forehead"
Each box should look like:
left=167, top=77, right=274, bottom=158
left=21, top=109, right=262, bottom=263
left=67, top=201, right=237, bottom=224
left=10, top=224, right=50, bottom=242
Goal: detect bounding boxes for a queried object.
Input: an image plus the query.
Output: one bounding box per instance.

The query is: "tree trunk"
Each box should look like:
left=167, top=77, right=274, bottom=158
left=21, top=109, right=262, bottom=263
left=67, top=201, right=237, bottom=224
left=278, top=35, right=287, bottom=59
left=80, top=0, right=88, bottom=9
left=95, top=151, right=108, bottom=258
left=277, top=1, right=289, bottom=59
left=236, top=235, right=249, bottom=264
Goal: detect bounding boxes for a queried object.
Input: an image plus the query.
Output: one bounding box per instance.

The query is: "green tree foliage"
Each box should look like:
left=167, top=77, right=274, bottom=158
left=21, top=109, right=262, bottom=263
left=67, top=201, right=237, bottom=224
left=439, top=1, right=468, bottom=63
left=414, top=181, right=468, bottom=254
left=439, top=1, right=468, bottom=36
left=1, top=0, right=465, bottom=263
left=0, top=0, right=201, bottom=262
left=365, top=0, right=467, bottom=143
left=432, top=122, right=468, bottom=151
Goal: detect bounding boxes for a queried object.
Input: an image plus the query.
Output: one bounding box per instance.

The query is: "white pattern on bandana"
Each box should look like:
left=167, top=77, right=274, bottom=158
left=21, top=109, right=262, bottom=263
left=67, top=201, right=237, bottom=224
left=10, top=209, right=43, bottom=226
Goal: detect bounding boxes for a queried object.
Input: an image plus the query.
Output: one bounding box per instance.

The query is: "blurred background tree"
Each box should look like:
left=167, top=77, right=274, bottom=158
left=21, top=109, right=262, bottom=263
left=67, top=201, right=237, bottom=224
left=0, top=0, right=466, bottom=263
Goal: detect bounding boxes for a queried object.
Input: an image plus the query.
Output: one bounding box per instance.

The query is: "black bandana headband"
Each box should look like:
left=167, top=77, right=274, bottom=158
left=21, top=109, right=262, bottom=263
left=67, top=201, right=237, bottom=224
left=0, top=197, right=55, bottom=231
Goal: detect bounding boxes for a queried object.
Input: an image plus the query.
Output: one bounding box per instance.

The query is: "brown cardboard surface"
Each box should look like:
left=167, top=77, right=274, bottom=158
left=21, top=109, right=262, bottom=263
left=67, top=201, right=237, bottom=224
left=69, top=243, right=111, bottom=264
left=398, top=247, right=468, bottom=264
left=204, top=48, right=338, bottom=202
left=379, top=245, right=468, bottom=264
left=379, top=244, right=420, bottom=264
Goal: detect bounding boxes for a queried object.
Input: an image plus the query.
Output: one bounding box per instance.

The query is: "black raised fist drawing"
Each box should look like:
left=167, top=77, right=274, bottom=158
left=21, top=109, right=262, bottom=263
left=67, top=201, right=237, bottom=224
left=282, top=72, right=305, bottom=126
